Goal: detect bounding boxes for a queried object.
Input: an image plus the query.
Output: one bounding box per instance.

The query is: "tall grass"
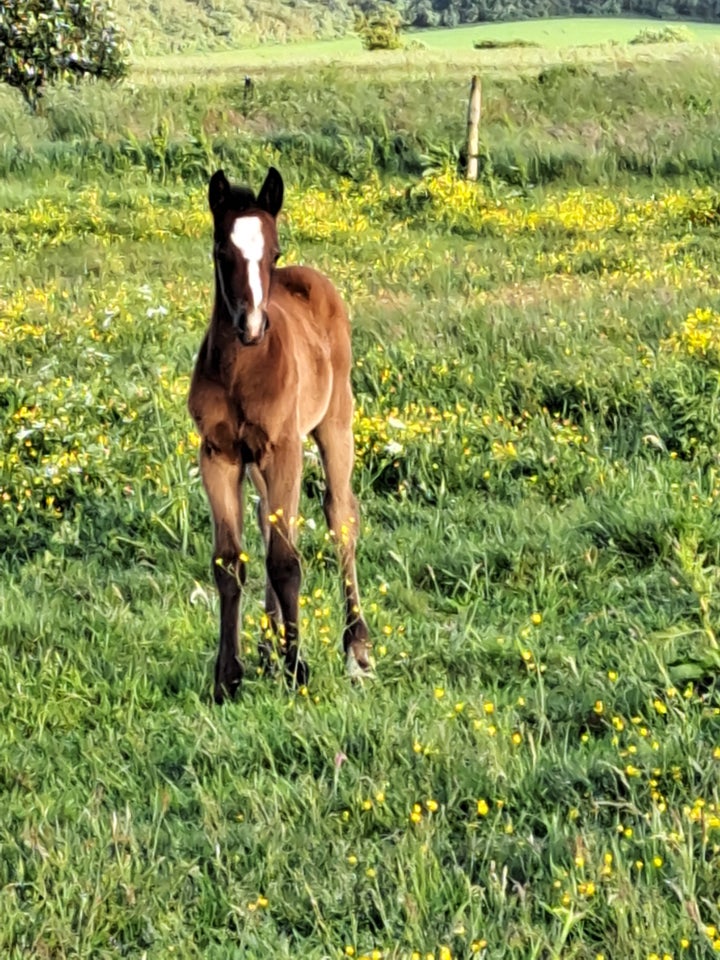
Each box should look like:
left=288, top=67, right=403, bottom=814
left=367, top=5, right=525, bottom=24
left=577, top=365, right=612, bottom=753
left=3, top=50, right=720, bottom=186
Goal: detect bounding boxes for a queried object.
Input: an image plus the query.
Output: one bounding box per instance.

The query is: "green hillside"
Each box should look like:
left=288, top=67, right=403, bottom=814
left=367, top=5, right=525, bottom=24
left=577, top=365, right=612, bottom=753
left=114, top=0, right=353, bottom=54
left=114, top=0, right=720, bottom=55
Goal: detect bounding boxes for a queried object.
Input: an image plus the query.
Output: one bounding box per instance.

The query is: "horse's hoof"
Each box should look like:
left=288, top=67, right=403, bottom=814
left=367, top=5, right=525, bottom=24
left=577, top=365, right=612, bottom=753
left=214, top=659, right=244, bottom=704
left=258, top=640, right=278, bottom=675
left=285, top=656, right=309, bottom=688
left=346, top=641, right=375, bottom=683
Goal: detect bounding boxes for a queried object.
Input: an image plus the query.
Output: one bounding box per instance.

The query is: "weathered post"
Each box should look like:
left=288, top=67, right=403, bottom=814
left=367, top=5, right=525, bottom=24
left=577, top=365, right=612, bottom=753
left=466, top=74, right=481, bottom=181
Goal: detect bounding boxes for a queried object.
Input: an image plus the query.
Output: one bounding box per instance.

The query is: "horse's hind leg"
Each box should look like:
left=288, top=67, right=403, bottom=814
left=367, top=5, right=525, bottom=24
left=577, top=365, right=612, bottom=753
left=200, top=441, right=246, bottom=703
left=260, top=439, right=308, bottom=686
left=312, top=389, right=371, bottom=679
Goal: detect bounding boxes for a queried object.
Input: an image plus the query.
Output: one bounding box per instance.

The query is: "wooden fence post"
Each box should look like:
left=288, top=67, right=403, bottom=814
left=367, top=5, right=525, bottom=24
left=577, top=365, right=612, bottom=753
left=466, top=74, right=481, bottom=182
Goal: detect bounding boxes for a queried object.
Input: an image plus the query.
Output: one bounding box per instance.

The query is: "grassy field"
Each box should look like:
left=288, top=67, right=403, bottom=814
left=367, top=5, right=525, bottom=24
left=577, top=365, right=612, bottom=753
left=134, top=17, right=720, bottom=74
left=2, top=31, right=720, bottom=960
left=6, top=44, right=720, bottom=191
left=439, top=15, right=720, bottom=46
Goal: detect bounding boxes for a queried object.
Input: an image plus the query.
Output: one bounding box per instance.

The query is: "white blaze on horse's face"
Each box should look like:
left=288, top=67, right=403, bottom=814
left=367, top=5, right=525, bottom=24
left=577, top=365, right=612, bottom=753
left=230, top=215, right=267, bottom=342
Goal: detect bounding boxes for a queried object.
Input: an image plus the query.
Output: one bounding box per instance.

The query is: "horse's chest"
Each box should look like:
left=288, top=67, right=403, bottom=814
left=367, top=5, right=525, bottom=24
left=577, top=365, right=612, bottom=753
left=228, top=379, right=294, bottom=464
left=236, top=420, right=272, bottom=466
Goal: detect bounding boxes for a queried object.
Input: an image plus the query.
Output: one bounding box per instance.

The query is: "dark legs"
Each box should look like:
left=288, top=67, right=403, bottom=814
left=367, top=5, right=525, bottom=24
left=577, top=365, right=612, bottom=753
left=255, top=443, right=308, bottom=686
left=200, top=444, right=246, bottom=703
left=200, top=390, right=367, bottom=698
left=249, top=465, right=282, bottom=671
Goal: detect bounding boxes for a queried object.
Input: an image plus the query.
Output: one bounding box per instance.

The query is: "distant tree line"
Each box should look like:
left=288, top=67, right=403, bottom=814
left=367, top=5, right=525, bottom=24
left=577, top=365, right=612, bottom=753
left=347, top=0, right=720, bottom=27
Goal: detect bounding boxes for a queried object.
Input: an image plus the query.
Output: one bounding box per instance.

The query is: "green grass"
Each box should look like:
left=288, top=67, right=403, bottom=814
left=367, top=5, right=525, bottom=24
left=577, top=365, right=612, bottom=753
left=2, top=38, right=720, bottom=960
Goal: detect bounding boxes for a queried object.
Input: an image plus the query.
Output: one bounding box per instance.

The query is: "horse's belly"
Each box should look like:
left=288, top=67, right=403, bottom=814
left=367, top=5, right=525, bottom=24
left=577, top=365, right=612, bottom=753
left=297, top=363, right=333, bottom=437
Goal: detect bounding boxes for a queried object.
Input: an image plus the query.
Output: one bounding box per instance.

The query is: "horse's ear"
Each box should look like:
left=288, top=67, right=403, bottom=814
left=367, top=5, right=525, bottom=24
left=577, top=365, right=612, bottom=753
left=257, top=167, right=284, bottom=217
left=208, top=170, right=230, bottom=213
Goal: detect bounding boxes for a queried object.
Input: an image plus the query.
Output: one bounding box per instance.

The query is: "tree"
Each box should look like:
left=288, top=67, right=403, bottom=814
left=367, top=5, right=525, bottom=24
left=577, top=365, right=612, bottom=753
left=0, top=0, right=128, bottom=110
left=354, top=5, right=403, bottom=49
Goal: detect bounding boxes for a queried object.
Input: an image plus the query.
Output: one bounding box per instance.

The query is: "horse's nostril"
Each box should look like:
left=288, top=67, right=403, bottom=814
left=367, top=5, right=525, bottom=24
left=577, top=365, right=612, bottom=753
left=233, top=307, right=247, bottom=333
left=241, top=328, right=264, bottom=346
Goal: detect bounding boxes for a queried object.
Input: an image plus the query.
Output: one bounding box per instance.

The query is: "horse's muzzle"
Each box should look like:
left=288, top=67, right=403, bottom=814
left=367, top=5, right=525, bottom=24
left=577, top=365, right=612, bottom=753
left=240, top=329, right=264, bottom=346
left=235, top=308, right=268, bottom=346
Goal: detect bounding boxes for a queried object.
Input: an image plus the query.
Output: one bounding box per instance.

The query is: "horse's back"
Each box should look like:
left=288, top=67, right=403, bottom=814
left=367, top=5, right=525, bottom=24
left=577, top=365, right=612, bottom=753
left=274, top=264, right=345, bottom=313
left=273, top=265, right=351, bottom=366
left=270, top=265, right=353, bottom=433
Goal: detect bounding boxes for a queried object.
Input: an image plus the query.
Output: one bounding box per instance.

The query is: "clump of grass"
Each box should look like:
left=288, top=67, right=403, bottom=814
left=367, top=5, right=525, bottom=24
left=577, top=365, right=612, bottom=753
left=473, top=37, right=539, bottom=49
left=630, top=25, right=693, bottom=45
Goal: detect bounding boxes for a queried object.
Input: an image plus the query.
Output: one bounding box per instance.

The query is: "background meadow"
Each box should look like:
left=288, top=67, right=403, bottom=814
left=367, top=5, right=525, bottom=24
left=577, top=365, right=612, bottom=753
left=2, top=23, right=720, bottom=960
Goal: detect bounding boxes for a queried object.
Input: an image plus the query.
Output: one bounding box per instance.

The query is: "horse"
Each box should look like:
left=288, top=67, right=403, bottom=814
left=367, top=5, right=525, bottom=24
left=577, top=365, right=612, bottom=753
left=188, top=167, right=371, bottom=703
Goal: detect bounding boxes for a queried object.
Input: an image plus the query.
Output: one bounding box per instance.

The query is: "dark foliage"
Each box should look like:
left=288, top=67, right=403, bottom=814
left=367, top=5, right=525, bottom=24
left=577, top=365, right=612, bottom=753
left=349, top=0, right=720, bottom=29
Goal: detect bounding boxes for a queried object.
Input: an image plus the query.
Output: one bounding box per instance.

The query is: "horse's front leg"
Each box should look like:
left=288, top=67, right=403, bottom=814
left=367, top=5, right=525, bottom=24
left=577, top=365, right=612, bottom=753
left=200, top=441, right=246, bottom=703
left=247, top=464, right=282, bottom=673
left=261, top=439, right=307, bottom=686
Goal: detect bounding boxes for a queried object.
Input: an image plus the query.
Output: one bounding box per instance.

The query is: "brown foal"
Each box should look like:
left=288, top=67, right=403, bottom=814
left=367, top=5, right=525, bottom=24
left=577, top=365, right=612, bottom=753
left=188, top=167, right=371, bottom=703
